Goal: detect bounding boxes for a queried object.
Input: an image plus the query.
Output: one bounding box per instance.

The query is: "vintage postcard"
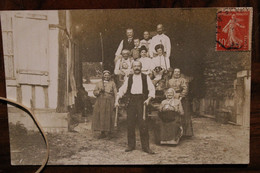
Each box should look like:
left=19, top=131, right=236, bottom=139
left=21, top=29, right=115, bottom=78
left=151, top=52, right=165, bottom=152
left=0, top=8, right=252, bottom=165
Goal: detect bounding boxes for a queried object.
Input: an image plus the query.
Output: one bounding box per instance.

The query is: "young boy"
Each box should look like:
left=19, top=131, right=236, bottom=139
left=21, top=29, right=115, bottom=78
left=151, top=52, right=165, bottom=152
left=131, top=38, right=141, bottom=60
left=138, top=46, right=153, bottom=75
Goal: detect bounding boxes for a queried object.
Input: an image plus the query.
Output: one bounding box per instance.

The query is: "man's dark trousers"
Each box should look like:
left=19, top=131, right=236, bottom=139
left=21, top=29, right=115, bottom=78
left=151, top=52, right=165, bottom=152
left=126, top=94, right=149, bottom=150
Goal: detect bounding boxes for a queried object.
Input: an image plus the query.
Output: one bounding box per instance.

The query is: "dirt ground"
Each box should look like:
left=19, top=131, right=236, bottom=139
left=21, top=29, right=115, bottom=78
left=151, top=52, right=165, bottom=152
left=9, top=115, right=249, bottom=165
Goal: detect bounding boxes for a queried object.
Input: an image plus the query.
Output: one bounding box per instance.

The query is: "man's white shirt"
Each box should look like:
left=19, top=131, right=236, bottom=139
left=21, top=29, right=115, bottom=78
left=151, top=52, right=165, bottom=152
left=149, top=34, right=171, bottom=59
left=117, top=74, right=155, bottom=98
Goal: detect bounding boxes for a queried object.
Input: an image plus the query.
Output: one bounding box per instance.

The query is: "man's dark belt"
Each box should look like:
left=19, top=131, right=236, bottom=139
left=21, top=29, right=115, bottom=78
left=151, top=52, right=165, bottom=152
left=130, top=93, right=144, bottom=97
left=123, top=94, right=146, bottom=107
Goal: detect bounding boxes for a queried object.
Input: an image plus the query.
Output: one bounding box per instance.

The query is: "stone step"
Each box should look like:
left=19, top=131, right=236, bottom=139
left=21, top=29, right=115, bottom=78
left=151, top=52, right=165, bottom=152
left=8, top=108, right=69, bottom=132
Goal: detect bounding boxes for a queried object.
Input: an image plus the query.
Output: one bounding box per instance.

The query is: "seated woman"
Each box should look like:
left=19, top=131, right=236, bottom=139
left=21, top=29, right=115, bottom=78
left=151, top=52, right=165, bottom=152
left=154, top=88, right=184, bottom=145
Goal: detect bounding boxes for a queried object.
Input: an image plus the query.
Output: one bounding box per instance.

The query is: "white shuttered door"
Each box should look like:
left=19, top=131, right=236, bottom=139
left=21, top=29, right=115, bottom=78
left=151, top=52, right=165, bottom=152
left=13, top=12, right=49, bottom=108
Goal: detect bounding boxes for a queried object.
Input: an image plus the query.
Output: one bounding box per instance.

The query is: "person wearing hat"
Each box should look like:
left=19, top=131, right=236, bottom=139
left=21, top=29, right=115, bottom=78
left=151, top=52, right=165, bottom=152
left=92, top=70, right=117, bottom=139
left=115, top=61, right=155, bottom=154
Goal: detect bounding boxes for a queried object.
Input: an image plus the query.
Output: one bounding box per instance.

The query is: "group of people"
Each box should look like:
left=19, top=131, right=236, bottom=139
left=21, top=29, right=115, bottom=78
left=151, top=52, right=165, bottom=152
left=114, top=24, right=171, bottom=88
left=91, top=24, right=193, bottom=155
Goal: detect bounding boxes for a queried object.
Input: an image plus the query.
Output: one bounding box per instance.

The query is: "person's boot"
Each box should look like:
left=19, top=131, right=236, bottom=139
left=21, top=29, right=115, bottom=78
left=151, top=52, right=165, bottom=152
left=106, top=132, right=113, bottom=139
left=97, top=131, right=106, bottom=139
left=142, top=148, right=155, bottom=154
left=125, top=147, right=135, bottom=152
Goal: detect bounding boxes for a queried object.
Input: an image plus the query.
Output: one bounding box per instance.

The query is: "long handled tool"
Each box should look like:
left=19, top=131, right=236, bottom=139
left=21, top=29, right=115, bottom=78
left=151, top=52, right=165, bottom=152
left=143, top=104, right=146, bottom=121
left=99, top=32, right=106, bottom=92
left=115, top=106, right=119, bottom=127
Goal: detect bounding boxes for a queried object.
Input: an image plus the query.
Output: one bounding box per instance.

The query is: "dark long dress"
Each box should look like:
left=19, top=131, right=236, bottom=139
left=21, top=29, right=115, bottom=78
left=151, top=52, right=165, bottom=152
left=168, top=77, right=194, bottom=137
left=181, top=97, right=193, bottom=136
left=92, top=80, right=117, bottom=132
left=154, top=99, right=184, bottom=145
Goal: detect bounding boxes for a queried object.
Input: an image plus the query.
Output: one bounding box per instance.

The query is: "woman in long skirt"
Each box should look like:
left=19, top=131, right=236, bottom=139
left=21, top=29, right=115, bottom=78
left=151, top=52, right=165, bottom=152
left=92, top=70, right=117, bottom=139
left=154, top=88, right=184, bottom=145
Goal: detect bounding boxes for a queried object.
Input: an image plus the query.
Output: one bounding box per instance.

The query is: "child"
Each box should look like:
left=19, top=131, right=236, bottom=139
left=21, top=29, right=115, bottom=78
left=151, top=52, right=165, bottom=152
left=131, top=38, right=141, bottom=60
left=155, top=88, right=184, bottom=145
left=138, top=46, right=153, bottom=75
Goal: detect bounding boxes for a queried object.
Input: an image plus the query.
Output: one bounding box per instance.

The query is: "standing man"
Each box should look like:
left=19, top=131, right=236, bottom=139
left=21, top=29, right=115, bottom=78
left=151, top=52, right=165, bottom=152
left=168, top=68, right=193, bottom=137
left=115, top=61, right=155, bottom=154
left=149, top=24, right=171, bottom=59
left=114, top=28, right=135, bottom=63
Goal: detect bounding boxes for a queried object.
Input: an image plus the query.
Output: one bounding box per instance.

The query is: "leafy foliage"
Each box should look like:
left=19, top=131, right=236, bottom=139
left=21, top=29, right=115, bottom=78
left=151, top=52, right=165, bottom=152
left=203, top=48, right=250, bottom=99
left=82, top=62, right=103, bottom=83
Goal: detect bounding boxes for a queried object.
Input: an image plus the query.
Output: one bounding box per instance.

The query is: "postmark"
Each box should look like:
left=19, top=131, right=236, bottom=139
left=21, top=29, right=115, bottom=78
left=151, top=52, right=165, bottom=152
left=216, top=7, right=252, bottom=51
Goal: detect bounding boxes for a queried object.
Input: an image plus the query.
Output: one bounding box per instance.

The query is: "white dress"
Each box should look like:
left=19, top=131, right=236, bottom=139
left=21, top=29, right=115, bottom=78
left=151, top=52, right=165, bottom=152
left=152, top=55, right=170, bottom=70
left=139, top=57, right=154, bottom=75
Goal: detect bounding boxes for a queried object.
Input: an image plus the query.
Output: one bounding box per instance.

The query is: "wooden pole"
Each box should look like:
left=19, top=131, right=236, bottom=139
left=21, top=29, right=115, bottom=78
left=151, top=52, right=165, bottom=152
left=99, top=32, right=104, bottom=71
left=143, top=104, right=146, bottom=120
left=115, top=106, right=119, bottom=127
left=99, top=32, right=105, bottom=90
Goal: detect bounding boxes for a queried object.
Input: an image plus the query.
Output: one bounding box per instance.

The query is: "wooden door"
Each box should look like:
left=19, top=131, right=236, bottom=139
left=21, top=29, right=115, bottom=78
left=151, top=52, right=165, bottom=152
left=13, top=12, right=49, bottom=108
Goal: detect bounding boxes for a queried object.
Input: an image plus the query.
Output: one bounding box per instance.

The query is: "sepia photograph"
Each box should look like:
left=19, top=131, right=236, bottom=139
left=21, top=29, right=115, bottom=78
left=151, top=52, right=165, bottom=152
left=0, top=8, right=252, bottom=165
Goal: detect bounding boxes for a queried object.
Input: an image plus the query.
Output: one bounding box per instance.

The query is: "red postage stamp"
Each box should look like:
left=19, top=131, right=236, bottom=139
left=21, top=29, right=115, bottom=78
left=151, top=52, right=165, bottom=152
left=216, top=8, right=252, bottom=51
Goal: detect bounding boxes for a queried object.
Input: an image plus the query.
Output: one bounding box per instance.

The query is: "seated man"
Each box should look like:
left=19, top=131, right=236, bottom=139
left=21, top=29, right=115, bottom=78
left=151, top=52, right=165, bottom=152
left=114, top=49, right=133, bottom=87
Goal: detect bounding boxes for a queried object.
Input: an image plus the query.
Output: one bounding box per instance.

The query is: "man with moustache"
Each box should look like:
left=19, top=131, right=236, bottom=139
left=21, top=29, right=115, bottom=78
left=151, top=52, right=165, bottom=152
left=115, top=61, right=155, bottom=154
left=149, top=24, right=171, bottom=59
left=114, top=28, right=135, bottom=63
